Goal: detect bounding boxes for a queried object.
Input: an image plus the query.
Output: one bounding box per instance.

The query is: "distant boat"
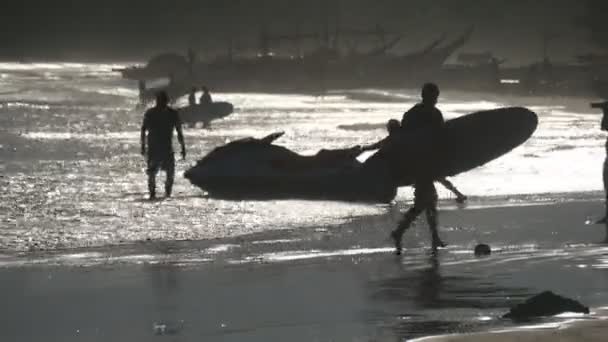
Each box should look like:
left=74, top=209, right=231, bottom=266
left=114, top=53, right=191, bottom=81
left=593, top=79, right=608, bottom=99
left=116, top=28, right=475, bottom=92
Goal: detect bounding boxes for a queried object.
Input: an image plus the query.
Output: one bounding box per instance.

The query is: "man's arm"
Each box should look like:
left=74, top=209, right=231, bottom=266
left=434, top=108, right=445, bottom=127
left=591, top=102, right=608, bottom=131
left=401, top=108, right=412, bottom=127
left=140, top=113, right=148, bottom=156
left=438, top=178, right=453, bottom=190
left=361, top=137, right=387, bottom=152
left=175, top=111, right=186, bottom=159
left=401, top=104, right=421, bottom=128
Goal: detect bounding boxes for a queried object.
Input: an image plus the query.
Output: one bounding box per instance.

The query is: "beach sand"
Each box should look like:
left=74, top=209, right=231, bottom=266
left=414, top=312, right=608, bottom=342
left=4, top=198, right=608, bottom=341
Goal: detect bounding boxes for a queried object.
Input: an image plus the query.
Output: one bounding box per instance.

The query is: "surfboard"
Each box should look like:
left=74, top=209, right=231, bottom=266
left=178, top=102, right=234, bottom=127
left=366, top=107, right=538, bottom=186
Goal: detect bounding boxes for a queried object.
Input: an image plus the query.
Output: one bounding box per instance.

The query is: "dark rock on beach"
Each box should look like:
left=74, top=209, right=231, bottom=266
left=474, top=243, right=491, bottom=256
left=503, top=291, right=589, bottom=320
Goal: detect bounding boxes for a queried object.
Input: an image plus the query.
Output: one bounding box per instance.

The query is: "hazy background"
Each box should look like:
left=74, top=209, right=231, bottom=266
left=1, top=0, right=605, bottom=65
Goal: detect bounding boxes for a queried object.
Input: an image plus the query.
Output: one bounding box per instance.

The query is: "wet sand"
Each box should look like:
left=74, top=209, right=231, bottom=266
left=414, top=311, right=608, bottom=342
left=4, top=198, right=608, bottom=342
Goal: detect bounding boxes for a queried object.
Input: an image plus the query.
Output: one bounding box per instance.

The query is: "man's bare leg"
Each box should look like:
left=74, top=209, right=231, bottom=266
left=165, top=160, right=175, bottom=198
left=438, top=178, right=467, bottom=203
left=147, top=172, right=157, bottom=200
left=425, top=207, right=446, bottom=250
left=604, top=154, right=608, bottom=242
left=165, top=171, right=174, bottom=198
left=392, top=207, right=422, bottom=255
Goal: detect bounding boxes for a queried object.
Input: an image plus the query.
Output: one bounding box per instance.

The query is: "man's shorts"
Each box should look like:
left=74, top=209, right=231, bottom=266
left=413, top=181, right=438, bottom=209
left=147, top=153, right=175, bottom=176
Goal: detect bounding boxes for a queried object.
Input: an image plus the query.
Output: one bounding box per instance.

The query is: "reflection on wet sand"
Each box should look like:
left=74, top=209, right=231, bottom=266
left=146, top=263, right=184, bottom=336
left=368, top=253, right=532, bottom=339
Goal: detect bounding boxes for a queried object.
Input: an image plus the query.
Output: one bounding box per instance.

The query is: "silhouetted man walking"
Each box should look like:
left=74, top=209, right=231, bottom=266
left=592, top=101, right=608, bottom=242
left=361, top=119, right=467, bottom=203
left=188, top=86, right=197, bottom=106
left=141, top=91, right=186, bottom=199
left=200, top=86, right=213, bottom=105
left=138, top=80, right=147, bottom=106
left=391, top=83, right=446, bottom=254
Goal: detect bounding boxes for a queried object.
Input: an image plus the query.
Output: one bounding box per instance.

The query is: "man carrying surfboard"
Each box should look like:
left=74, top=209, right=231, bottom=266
left=591, top=101, right=608, bottom=241
left=188, top=86, right=198, bottom=106
left=140, top=91, right=186, bottom=200
left=390, top=83, right=447, bottom=254
left=361, top=119, right=468, bottom=203
left=200, top=86, right=213, bottom=105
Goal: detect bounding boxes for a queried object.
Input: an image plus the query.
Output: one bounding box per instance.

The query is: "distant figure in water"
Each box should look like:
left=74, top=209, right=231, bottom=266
left=187, top=47, right=197, bottom=75
left=140, top=91, right=186, bottom=200
left=188, top=86, right=197, bottom=106
left=390, top=83, right=447, bottom=254
left=361, top=119, right=467, bottom=203
left=592, top=101, right=608, bottom=242
left=200, top=86, right=212, bottom=105
left=138, top=80, right=147, bottom=105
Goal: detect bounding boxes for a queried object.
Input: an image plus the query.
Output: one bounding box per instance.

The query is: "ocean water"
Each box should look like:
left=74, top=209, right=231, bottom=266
left=0, top=62, right=604, bottom=253
left=2, top=62, right=608, bottom=341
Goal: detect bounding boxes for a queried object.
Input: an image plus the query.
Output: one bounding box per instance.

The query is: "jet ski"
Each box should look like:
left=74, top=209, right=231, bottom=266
left=183, top=132, right=397, bottom=203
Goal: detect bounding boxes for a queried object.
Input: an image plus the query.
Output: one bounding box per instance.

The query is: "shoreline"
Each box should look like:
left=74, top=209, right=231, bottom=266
left=4, top=195, right=608, bottom=341
left=1, top=193, right=605, bottom=266
left=412, top=309, right=608, bottom=342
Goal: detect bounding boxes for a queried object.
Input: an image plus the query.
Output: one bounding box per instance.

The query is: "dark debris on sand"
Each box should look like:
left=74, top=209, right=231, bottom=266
left=503, top=291, right=589, bottom=321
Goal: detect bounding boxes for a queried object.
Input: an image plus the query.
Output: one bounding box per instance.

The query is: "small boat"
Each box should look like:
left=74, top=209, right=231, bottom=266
left=115, top=53, right=191, bottom=81
left=178, top=102, right=234, bottom=128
